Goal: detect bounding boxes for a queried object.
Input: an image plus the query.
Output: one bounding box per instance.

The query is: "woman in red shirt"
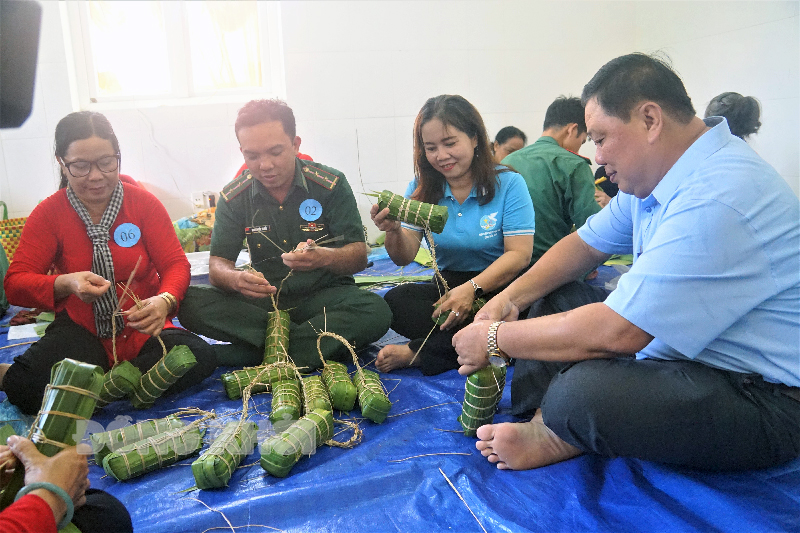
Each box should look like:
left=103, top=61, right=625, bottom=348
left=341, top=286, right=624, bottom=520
left=0, top=111, right=217, bottom=414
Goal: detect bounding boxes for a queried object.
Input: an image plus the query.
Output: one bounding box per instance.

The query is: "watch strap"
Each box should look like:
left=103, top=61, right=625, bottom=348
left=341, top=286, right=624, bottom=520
left=468, top=278, right=484, bottom=298
left=487, top=321, right=509, bottom=367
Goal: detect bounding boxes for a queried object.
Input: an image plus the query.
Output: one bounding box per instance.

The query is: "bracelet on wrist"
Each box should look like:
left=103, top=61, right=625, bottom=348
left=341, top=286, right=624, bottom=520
left=486, top=321, right=510, bottom=367
left=15, top=481, right=75, bottom=530
left=158, top=292, right=177, bottom=314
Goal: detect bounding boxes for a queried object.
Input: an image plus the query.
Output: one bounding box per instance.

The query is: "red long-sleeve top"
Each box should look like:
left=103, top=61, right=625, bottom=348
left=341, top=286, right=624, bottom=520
left=5, top=178, right=190, bottom=365
left=0, top=494, right=57, bottom=533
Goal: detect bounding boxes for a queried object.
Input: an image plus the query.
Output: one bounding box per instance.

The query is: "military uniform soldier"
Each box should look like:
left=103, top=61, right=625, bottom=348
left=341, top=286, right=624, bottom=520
left=502, top=96, right=600, bottom=265
left=179, top=99, right=391, bottom=370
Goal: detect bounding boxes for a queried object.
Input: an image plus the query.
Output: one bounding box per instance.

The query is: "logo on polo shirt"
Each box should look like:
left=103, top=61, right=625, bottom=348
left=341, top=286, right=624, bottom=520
left=480, top=212, right=498, bottom=230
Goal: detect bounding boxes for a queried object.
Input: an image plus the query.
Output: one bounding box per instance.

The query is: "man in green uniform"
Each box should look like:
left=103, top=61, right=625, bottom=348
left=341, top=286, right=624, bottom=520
left=503, top=96, right=601, bottom=264
left=179, top=99, right=392, bottom=370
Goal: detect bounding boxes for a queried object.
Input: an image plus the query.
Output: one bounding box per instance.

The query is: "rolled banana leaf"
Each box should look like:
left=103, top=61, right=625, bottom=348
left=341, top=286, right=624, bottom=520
left=0, top=359, right=103, bottom=510
left=354, top=369, right=391, bottom=424
left=191, top=420, right=258, bottom=489
left=457, top=365, right=506, bottom=436
left=90, top=414, right=185, bottom=465
left=263, top=310, right=290, bottom=364
left=102, top=424, right=205, bottom=481
left=131, top=345, right=197, bottom=409
left=97, top=361, right=142, bottom=407
left=220, top=364, right=295, bottom=400
left=374, top=190, right=448, bottom=233
left=321, top=361, right=356, bottom=412
left=302, top=375, right=332, bottom=413
left=260, top=409, right=333, bottom=478
left=269, top=380, right=302, bottom=425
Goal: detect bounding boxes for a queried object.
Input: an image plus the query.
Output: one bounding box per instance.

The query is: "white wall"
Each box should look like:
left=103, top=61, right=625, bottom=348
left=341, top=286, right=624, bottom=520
left=633, top=1, right=799, bottom=195
left=0, top=1, right=797, bottom=228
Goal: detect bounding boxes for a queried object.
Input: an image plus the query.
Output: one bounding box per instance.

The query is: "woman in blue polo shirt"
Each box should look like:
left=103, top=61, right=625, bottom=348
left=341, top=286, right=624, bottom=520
left=370, top=95, right=535, bottom=375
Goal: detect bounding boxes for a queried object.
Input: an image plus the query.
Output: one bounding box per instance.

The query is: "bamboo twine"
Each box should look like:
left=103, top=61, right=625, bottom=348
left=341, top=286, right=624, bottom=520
left=439, top=468, right=488, bottom=533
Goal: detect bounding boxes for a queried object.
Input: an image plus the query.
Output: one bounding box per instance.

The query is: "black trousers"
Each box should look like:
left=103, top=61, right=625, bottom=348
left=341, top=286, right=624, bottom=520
left=385, top=270, right=509, bottom=375
left=511, top=282, right=800, bottom=471
left=72, top=488, right=133, bottom=533
left=4, top=312, right=217, bottom=415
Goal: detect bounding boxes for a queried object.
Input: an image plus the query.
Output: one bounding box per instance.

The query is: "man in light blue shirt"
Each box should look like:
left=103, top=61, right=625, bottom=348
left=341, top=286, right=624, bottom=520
left=453, top=53, right=800, bottom=472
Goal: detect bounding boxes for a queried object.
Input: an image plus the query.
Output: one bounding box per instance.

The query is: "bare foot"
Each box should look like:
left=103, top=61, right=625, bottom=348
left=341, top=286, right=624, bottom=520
left=475, top=409, right=582, bottom=470
left=375, top=344, right=419, bottom=373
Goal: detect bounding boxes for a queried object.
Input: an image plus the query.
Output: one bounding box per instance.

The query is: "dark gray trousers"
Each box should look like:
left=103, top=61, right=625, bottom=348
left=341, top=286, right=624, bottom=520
left=510, top=282, right=800, bottom=471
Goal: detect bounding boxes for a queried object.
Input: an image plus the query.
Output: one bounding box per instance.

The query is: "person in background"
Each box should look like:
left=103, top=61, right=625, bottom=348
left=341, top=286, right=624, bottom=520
left=1, top=111, right=217, bottom=415
left=179, top=99, right=391, bottom=370
left=492, top=126, right=527, bottom=164
left=705, top=92, right=761, bottom=140
left=501, top=96, right=600, bottom=265
left=593, top=165, right=618, bottom=208
left=371, top=95, right=534, bottom=375
left=0, top=436, right=132, bottom=533
left=453, top=53, right=800, bottom=473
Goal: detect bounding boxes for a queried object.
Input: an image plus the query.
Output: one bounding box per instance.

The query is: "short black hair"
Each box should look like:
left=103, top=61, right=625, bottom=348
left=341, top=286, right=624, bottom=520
left=542, top=96, right=586, bottom=135
left=235, top=99, right=296, bottom=139
left=705, top=92, right=761, bottom=139
left=495, top=126, right=527, bottom=145
left=581, top=53, right=695, bottom=124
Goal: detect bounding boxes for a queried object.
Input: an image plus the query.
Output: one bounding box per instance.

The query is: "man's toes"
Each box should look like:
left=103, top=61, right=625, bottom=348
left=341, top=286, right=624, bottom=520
left=476, top=424, right=495, bottom=441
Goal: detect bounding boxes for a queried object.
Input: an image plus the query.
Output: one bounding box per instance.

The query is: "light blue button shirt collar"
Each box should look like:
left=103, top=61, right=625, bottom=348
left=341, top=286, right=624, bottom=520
left=649, top=117, right=728, bottom=206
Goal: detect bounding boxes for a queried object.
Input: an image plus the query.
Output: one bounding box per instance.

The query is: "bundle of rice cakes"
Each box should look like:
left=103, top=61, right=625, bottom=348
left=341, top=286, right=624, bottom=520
left=102, top=422, right=206, bottom=481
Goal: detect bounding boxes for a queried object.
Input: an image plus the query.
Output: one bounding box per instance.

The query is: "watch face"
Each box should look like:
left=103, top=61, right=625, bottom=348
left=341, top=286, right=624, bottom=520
left=475, top=288, right=485, bottom=299
left=488, top=355, right=507, bottom=368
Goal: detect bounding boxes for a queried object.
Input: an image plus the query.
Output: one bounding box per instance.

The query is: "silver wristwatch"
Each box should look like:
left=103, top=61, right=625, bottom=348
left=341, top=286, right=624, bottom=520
left=468, top=278, right=484, bottom=298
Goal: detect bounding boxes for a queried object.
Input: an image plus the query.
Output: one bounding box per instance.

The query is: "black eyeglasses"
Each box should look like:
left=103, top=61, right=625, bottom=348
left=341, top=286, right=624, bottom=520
left=62, top=154, right=120, bottom=178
